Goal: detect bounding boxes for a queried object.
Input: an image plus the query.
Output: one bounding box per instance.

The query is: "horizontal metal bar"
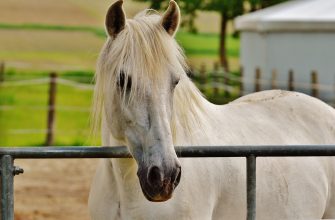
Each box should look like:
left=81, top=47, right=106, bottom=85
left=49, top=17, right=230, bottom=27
left=2, top=145, right=335, bottom=159
left=0, top=147, right=131, bottom=159
left=175, top=145, right=335, bottom=157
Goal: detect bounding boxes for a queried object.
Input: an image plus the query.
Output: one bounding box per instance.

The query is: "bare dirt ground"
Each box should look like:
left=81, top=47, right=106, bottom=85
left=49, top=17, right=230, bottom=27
left=0, top=0, right=148, bottom=27
left=13, top=159, right=99, bottom=220
left=0, top=29, right=104, bottom=70
left=0, top=0, right=99, bottom=26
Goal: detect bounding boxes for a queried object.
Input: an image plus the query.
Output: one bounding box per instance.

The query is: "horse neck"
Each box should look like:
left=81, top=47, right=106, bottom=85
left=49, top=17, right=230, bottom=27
left=172, top=80, right=216, bottom=145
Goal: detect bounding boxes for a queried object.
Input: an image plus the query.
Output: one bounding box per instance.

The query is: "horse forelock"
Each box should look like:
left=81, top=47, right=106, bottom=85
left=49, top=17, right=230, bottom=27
left=92, top=10, right=210, bottom=141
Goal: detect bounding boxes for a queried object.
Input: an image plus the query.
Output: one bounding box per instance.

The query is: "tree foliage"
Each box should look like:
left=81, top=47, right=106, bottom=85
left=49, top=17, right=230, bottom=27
left=178, top=0, right=202, bottom=33
left=134, top=0, right=163, bottom=10
left=202, top=0, right=244, bottom=18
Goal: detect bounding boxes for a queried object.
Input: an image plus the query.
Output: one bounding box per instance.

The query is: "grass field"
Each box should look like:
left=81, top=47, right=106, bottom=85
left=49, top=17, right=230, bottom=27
left=0, top=0, right=241, bottom=146
left=0, top=24, right=239, bottom=71
left=0, top=70, right=98, bottom=146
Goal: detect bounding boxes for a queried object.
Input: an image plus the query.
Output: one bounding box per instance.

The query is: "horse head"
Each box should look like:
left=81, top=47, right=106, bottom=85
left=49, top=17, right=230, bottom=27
left=96, top=0, right=185, bottom=202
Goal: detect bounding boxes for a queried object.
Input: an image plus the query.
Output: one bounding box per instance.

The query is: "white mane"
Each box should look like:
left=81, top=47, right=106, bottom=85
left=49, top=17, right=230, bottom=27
left=92, top=11, right=211, bottom=140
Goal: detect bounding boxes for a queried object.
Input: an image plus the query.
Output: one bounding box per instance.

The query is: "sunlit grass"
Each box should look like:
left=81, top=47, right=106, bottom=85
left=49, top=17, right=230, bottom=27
left=176, top=31, right=239, bottom=58
left=0, top=73, right=99, bottom=146
left=0, top=23, right=106, bottom=37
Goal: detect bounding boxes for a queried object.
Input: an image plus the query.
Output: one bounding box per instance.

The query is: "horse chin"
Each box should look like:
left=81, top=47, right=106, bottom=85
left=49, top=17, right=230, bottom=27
left=138, top=177, right=176, bottom=202
left=141, top=187, right=174, bottom=202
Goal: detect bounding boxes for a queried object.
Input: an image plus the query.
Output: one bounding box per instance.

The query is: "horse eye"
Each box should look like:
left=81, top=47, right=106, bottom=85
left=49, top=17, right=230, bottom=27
left=173, top=79, right=180, bottom=87
left=117, top=71, right=132, bottom=91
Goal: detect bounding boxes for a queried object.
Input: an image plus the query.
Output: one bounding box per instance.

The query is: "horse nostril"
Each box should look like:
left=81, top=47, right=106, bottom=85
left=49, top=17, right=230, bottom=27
left=147, top=166, right=163, bottom=187
left=174, top=167, right=181, bottom=185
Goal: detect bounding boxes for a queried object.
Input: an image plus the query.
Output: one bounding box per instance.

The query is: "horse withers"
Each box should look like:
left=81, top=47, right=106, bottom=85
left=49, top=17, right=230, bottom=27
left=89, top=1, right=335, bottom=219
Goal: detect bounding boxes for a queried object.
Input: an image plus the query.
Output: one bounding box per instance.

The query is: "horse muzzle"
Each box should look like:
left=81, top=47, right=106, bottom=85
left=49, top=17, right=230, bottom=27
left=137, top=164, right=181, bottom=202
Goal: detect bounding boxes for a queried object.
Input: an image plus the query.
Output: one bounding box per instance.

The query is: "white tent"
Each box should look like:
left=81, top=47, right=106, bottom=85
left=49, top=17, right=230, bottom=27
left=235, top=0, right=335, bottom=101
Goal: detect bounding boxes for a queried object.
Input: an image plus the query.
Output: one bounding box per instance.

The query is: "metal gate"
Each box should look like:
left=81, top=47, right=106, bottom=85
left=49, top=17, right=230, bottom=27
left=2, top=145, right=335, bottom=220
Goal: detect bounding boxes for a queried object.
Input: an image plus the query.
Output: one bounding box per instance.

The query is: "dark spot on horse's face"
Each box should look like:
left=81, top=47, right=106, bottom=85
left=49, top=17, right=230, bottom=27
left=117, top=70, right=132, bottom=92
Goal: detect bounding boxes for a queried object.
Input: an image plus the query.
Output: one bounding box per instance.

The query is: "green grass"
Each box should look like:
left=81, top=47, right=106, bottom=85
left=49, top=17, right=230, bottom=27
left=0, top=23, right=106, bottom=38
left=0, top=70, right=98, bottom=146
left=176, top=32, right=239, bottom=58
left=4, top=68, right=94, bottom=82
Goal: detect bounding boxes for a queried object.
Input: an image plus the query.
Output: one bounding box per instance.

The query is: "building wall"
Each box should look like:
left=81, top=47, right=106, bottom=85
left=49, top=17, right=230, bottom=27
left=241, top=31, right=335, bottom=101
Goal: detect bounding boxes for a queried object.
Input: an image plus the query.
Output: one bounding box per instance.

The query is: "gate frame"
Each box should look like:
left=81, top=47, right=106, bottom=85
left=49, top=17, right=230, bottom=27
left=2, top=145, right=335, bottom=220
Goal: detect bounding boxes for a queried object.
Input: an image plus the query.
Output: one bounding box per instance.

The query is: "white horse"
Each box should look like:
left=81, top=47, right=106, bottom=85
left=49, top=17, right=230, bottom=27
left=89, top=1, right=335, bottom=219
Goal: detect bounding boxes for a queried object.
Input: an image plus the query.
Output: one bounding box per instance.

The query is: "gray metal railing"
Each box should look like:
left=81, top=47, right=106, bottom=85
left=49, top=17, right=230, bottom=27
left=2, top=145, right=335, bottom=220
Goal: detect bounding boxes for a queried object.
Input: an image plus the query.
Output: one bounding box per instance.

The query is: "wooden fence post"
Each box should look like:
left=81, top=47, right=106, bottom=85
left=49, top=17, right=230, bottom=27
left=311, top=71, right=319, bottom=98
left=239, top=66, right=244, bottom=97
left=288, top=69, right=294, bottom=91
left=271, top=69, right=277, bottom=90
left=0, top=61, right=4, bottom=82
left=255, top=67, right=261, bottom=92
left=200, top=64, right=206, bottom=93
left=223, top=64, right=230, bottom=96
left=45, top=72, right=57, bottom=146
left=213, top=62, right=219, bottom=96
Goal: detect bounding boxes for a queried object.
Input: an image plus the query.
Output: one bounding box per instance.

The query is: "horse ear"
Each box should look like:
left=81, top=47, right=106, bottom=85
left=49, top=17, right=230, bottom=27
left=106, top=0, right=126, bottom=38
left=161, top=1, right=180, bottom=37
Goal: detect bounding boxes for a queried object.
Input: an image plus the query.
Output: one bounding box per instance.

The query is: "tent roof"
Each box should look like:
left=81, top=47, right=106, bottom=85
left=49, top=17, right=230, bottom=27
left=235, top=0, right=335, bottom=32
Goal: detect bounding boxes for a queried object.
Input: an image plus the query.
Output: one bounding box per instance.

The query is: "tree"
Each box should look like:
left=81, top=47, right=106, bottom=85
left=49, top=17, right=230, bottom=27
left=179, top=0, right=202, bottom=33
left=202, top=0, right=244, bottom=71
